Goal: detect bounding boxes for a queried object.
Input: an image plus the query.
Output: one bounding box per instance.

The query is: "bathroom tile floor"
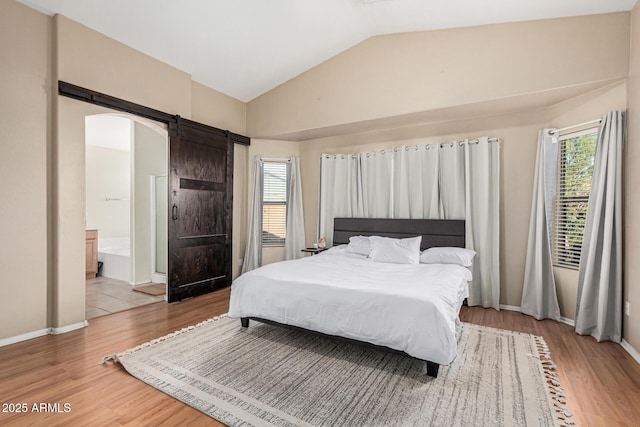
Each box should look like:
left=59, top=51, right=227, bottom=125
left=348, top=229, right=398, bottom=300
left=86, top=276, right=165, bottom=319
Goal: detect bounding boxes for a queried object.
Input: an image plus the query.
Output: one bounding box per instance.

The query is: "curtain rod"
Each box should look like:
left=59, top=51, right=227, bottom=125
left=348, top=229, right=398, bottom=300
left=321, top=137, right=500, bottom=159
left=548, top=119, right=601, bottom=135
left=259, top=157, right=291, bottom=162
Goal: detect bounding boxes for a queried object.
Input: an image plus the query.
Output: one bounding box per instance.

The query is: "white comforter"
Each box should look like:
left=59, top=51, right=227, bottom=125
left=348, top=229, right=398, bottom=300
left=228, top=250, right=471, bottom=365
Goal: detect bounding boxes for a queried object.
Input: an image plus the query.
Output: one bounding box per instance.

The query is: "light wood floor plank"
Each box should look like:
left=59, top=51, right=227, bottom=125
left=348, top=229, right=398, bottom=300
left=0, top=289, right=638, bottom=426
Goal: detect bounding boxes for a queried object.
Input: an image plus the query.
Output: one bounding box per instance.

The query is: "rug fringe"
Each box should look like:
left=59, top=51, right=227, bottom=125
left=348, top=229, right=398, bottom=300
left=534, top=335, right=576, bottom=427
left=99, top=313, right=228, bottom=365
left=99, top=354, right=120, bottom=365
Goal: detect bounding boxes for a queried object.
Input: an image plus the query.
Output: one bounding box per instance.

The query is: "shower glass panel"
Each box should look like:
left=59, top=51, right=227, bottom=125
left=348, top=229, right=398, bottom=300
left=155, top=176, right=168, bottom=274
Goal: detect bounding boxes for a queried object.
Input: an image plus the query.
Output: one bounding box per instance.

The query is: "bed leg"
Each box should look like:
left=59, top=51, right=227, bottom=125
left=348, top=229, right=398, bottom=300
left=426, top=361, right=439, bottom=378
left=241, top=318, right=249, bottom=328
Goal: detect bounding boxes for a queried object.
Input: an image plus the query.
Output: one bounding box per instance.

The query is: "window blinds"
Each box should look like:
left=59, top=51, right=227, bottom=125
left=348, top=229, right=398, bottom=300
left=552, top=130, right=597, bottom=269
left=262, top=162, right=288, bottom=245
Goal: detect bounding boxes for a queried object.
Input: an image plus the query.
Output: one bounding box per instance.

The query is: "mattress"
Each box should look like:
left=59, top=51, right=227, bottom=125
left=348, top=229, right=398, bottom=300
left=228, top=248, right=471, bottom=365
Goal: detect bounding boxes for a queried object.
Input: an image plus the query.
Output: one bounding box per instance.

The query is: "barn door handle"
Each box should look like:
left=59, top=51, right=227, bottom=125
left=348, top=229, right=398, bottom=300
left=172, top=204, right=178, bottom=220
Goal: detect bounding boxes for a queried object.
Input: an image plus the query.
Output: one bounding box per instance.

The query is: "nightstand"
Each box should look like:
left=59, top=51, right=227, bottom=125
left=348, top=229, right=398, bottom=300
left=301, top=247, right=328, bottom=255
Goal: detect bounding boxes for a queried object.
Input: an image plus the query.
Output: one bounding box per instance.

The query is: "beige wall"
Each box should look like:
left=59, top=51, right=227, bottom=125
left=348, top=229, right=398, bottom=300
left=232, top=144, right=248, bottom=278
left=248, top=13, right=629, bottom=140
left=625, top=3, right=640, bottom=351
left=0, top=1, right=50, bottom=339
left=53, top=96, right=96, bottom=328
left=86, top=144, right=131, bottom=238
left=191, top=81, right=246, bottom=135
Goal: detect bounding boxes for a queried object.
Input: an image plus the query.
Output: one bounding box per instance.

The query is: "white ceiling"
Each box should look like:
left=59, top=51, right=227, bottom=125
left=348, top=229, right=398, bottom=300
left=18, top=0, right=638, bottom=102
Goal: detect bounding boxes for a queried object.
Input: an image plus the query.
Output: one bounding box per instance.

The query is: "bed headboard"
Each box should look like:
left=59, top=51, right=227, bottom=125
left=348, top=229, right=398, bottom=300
left=332, top=218, right=465, bottom=251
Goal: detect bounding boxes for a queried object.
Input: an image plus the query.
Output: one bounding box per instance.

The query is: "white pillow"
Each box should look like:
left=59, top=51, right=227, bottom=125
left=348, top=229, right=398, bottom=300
left=420, top=247, right=476, bottom=267
left=369, top=236, right=422, bottom=264
left=345, top=235, right=371, bottom=256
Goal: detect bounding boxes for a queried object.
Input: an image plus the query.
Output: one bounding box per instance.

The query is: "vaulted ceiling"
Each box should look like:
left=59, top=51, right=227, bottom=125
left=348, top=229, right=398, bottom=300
left=18, top=0, right=638, bottom=102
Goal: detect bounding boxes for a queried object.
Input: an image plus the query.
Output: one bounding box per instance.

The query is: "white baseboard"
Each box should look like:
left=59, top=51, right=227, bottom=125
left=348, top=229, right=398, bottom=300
left=0, top=321, right=89, bottom=347
left=559, top=316, right=575, bottom=327
left=499, top=304, right=575, bottom=326
left=49, top=320, right=89, bottom=335
left=621, top=340, right=640, bottom=365
left=151, top=273, right=166, bottom=284
left=0, top=328, right=50, bottom=347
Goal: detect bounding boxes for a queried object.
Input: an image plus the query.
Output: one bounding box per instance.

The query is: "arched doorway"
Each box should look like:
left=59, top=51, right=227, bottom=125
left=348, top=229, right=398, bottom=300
left=84, top=113, right=169, bottom=318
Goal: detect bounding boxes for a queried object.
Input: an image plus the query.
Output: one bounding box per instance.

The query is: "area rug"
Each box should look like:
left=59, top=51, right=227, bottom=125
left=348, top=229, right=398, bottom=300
left=101, top=315, right=574, bottom=427
left=132, top=283, right=166, bottom=296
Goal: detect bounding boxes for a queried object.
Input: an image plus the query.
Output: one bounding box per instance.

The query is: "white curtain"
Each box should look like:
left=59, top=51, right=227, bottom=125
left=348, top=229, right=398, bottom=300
left=319, top=154, right=360, bottom=245
left=575, top=111, right=624, bottom=342
left=392, top=145, right=440, bottom=218
left=520, top=130, right=561, bottom=321
left=242, top=157, right=263, bottom=274
left=285, top=157, right=305, bottom=260
left=319, top=138, right=501, bottom=309
left=360, top=151, right=393, bottom=218
left=439, top=143, right=466, bottom=219
left=463, top=138, right=500, bottom=309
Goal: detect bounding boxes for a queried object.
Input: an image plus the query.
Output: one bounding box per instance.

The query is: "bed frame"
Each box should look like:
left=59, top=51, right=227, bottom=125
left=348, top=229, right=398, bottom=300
left=240, top=217, right=466, bottom=378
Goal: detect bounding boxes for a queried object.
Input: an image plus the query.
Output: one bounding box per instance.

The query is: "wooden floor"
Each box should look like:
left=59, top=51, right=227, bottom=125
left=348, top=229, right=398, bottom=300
left=0, top=288, right=639, bottom=426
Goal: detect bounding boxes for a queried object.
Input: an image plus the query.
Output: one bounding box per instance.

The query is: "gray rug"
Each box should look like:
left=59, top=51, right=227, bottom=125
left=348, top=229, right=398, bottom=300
left=101, top=315, right=574, bottom=427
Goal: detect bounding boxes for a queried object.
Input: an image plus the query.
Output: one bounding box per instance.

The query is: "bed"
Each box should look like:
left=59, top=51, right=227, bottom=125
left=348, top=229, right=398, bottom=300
left=228, top=218, right=471, bottom=378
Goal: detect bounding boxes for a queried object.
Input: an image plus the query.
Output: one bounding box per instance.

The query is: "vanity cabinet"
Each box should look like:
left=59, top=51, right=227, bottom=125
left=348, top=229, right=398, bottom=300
left=86, top=229, right=98, bottom=279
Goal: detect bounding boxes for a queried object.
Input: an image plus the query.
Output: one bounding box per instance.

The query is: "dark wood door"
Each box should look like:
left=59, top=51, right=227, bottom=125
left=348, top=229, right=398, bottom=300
left=167, top=118, right=233, bottom=302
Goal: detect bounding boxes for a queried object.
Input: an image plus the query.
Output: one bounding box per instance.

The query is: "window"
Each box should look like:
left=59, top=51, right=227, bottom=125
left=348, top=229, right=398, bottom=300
left=262, top=162, right=288, bottom=246
left=552, top=129, right=597, bottom=269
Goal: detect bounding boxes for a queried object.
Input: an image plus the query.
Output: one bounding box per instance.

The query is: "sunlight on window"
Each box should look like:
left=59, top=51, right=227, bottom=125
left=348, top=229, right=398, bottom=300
left=262, top=162, right=287, bottom=245
left=553, top=130, right=597, bottom=269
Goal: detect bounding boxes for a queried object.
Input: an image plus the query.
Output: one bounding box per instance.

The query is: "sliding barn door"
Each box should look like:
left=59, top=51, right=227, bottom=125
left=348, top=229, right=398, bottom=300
left=167, top=118, right=233, bottom=302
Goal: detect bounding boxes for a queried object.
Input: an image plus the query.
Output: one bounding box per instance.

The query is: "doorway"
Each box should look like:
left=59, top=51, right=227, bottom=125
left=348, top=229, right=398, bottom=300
left=84, top=113, right=168, bottom=318
left=54, top=82, right=248, bottom=331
